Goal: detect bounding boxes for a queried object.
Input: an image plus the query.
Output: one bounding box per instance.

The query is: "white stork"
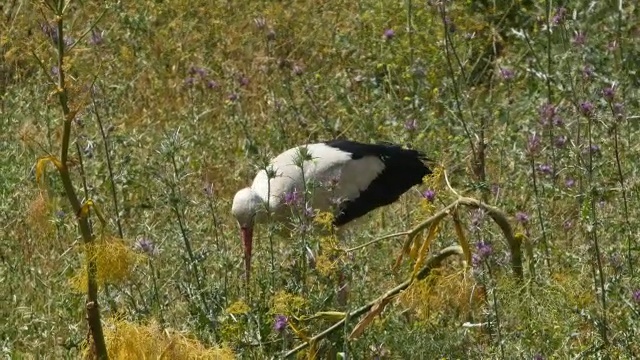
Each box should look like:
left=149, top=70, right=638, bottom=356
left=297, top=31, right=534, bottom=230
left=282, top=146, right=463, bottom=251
left=231, top=139, right=432, bottom=281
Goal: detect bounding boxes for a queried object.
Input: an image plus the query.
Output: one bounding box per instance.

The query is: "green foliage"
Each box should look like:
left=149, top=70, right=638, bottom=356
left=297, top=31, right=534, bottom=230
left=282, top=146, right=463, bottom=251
left=2, top=0, right=640, bottom=358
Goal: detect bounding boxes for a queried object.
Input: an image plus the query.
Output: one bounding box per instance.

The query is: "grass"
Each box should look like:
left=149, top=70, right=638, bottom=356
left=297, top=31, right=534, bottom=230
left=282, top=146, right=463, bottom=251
left=2, top=0, right=640, bottom=358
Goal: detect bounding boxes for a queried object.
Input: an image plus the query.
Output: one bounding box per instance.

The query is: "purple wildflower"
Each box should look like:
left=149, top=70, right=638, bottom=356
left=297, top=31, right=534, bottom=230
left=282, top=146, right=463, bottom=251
left=303, top=203, right=315, bottom=218
left=227, top=93, right=239, bottom=102
left=51, top=66, right=60, bottom=77
left=475, top=241, right=493, bottom=261
left=274, top=315, right=288, bottom=332
left=134, top=237, right=157, bottom=256
left=239, top=76, right=250, bottom=87
left=579, top=101, right=594, bottom=117
left=632, top=290, right=640, bottom=304
left=582, top=65, right=594, bottom=79
left=471, top=253, right=482, bottom=268
left=539, top=103, right=556, bottom=126
left=537, top=164, right=553, bottom=175
left=491, top=183, right=500, bottom=195
left=565, top=178, right=575, bottom=188
left=552, top=7, right=566, bottom=25
left=188, top=66, right=207, bottom=78
left=613, top=103, right=624, bottom=120
left=404, top=119, right=418, bottom=131
left=572, top=31, right=586, bottom=46
left=500, top=68, right=514, bottom=81
left=562, top=219, right=573, bottom=230
left=183, top=77, right=196, bottom=87
left=383, top=29, right=395, bottom=40
left=539, top=103, right=556, bottom=119
left=41, top=23, right=60, bottom=46
left=533, top=354, right=545, bottom=360
left=609, top=253, right=623, bottom=272
left=515, top=212, right=529, bottom=224
left=582, top=144, right=600, bottom=155
left=40, top=23, right=73, bottom=48
left=602, top=87, right=615, bottom=103
left=554, top=135, right=567, bottom=148
left=553, top=116, right=564, bottom=127
left=283, top=189, right=300, bottom=206
left=422, top=189, right=436, bottom=202
left=206, top=80, right=218, bottom=89
left=55, top=210, right=66, bottom=220
left=470, top=209, right=485, bottom=232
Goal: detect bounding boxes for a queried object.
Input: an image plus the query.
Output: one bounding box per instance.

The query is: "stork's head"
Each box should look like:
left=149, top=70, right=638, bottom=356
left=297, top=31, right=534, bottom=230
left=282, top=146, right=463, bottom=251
left=231, top=188, right=264, bottom=281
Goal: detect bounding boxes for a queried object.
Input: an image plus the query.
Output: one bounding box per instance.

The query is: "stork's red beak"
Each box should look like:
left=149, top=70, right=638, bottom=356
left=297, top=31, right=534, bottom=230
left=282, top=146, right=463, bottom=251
left=241, top=227, right=254, bottom=282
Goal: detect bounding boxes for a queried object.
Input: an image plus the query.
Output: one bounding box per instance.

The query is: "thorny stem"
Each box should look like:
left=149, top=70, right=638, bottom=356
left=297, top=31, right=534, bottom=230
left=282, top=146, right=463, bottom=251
left=544, top=0, right=557, bottom=186
left=283, top=246, right=464, bottom=358
left=48, top=3, right=108, bottom=358
left=167, top=149, right=211, bottom=317
left=609, top=107, right=633, bottom=275
left=528, top=155, right=551, bottom=273
left=92, top=89, right=124, bottom=239
left=486, top=262, right=505, bottom=359
left=585, top=112, right=608, bottom=346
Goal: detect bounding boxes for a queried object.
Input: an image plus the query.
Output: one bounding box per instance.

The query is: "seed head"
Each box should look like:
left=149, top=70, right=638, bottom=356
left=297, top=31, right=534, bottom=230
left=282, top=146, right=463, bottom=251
left=527, top=133, right=541, bottom=155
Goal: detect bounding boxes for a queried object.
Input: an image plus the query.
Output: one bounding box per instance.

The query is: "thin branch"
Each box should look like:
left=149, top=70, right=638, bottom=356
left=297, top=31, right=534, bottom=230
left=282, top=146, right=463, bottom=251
left=344, top=196, right=524, bottom=280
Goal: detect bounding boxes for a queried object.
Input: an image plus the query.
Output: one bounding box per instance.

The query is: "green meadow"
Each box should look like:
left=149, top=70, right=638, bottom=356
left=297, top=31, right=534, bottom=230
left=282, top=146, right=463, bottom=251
left=2, top=0, right=640, bottom=358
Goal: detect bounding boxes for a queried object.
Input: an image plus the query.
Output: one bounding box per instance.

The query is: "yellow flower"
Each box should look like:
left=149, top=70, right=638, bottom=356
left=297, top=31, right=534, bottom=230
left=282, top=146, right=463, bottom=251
left=316, top=254, right=339, bottom=278
left=270, top=291, right=308, bottom=317
left=225, top=300, right=251, bottom=315
left=84, top=317, right=235, bottom=359
left=423, top=165, right=444, bottom=189
left=69, top=237, right=142, bottom=293
left=313, top=211, right=335, bottom=230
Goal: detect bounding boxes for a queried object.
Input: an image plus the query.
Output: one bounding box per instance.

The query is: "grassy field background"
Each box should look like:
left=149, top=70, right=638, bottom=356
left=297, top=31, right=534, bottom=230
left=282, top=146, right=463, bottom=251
left=2, top=0, right=640, bottom=358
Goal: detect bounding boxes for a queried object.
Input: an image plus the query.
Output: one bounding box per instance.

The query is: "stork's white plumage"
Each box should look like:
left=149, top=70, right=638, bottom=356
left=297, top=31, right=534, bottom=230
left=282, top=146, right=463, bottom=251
left=231, top=139, right=432, bottom=281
